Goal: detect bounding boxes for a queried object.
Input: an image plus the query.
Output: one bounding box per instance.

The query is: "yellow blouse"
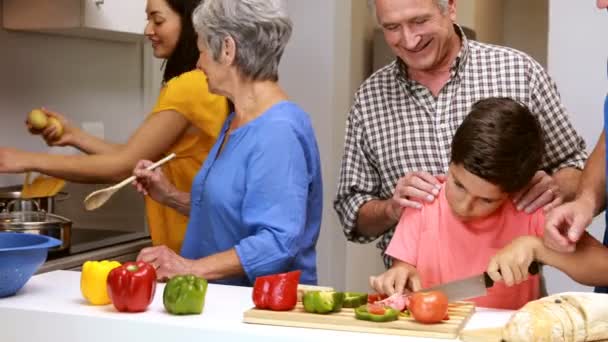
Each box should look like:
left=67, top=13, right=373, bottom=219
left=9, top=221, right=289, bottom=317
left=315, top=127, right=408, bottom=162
left=146, top=70, right=229, bottom=252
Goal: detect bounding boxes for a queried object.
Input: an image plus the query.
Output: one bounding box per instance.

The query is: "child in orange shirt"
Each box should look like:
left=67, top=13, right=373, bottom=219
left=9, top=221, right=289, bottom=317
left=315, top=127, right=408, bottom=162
left=370, top=97, right=546, bottom=310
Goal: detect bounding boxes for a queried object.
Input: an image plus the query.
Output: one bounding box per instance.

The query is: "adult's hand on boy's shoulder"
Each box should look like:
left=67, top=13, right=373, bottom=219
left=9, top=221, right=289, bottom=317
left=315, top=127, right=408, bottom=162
left=369, top=261, right=422, bottom=295
left=512, top=171, right=562, bottom=214
left=387, top=171, right=443, bottom=220
left=544, top=199, right=594, bottom=252
left=487, top=236, right=540, bottom=287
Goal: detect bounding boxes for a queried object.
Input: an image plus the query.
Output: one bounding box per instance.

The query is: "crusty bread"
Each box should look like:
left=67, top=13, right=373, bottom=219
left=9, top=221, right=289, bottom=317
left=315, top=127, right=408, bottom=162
left=502, top=292, right=608, bottom=342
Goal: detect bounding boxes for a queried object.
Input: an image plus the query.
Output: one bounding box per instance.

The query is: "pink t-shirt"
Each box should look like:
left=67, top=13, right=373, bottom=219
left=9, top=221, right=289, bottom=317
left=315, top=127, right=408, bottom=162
left=386, top=186, right=544, bottom=310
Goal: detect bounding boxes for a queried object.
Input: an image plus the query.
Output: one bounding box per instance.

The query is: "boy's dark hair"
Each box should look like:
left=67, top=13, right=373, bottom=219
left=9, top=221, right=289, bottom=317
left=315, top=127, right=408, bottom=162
left=450, top=97, right=544, bottom=193
left=162, top=0, right=201, bottom=83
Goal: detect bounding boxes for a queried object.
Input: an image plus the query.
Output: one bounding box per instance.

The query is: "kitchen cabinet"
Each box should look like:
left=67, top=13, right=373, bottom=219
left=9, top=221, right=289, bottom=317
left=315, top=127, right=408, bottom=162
left=457, top=0, right=548, bottom=66
left=2, top=0, right=146, bottom=42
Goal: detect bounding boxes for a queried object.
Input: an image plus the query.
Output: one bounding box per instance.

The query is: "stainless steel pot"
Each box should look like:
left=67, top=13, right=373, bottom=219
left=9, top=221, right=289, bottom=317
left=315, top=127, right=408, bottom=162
left=0, top=211, right=72, bottom=252
left=0, top=185, right=69, bottom=213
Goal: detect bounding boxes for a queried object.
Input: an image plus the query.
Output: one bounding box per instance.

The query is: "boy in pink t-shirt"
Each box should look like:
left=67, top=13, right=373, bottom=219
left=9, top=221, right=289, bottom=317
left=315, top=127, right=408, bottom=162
left=371, top=97, right=545, bottom=310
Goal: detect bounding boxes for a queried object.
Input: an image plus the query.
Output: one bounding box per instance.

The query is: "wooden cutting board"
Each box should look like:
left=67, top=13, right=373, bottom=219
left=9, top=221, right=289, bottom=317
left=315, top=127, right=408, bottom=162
left=243, top=301, right=475, bottom=339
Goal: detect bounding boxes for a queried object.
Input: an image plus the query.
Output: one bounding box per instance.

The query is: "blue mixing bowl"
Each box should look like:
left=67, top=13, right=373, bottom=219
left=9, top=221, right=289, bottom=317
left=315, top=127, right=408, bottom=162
left=0, top=232, right=61, bottom=298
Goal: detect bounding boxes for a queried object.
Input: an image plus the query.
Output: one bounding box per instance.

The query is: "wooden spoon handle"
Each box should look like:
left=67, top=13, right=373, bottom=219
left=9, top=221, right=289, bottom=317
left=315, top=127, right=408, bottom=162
left=115, top=153, right=176, bottom=189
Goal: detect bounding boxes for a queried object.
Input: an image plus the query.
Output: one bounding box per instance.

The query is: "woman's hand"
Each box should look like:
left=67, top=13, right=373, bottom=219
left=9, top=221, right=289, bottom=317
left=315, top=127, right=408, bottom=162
left=0, top=147, right=31, bottom=173
left=132, top=159, right=176, bottom=205
left=369, top=260, right=422, bottom=295
left=487, top=236, right=541, bottom=287
left=136, top=245, right=195, bottom=281
left=26, top=108, right=78, bottom=147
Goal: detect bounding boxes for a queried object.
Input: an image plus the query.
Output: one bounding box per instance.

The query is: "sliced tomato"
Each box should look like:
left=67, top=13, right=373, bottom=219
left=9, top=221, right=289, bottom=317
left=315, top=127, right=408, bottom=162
left=367, top=303, right=386, bottom=315
left=367, top=293, right=388, bottom=304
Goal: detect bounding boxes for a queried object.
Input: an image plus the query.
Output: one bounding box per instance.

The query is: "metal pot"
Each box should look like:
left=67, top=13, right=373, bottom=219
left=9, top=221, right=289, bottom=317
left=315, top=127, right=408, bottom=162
left=0, top=211, right=72, bottom=252
left=0, top=185, right=68, bottom=213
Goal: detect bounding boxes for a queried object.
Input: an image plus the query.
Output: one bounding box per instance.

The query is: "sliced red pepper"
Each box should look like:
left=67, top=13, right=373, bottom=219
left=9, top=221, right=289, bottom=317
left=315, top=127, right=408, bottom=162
left=252, top=270, right=301, bottom=311
left=107, top=261, right=156, bottom=313
left=367, top=293, right=388, bottom=304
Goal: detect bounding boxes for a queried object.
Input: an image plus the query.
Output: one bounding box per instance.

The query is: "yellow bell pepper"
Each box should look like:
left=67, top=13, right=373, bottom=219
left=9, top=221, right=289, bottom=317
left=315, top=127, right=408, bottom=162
left=80, top=260, right=121, bottom=305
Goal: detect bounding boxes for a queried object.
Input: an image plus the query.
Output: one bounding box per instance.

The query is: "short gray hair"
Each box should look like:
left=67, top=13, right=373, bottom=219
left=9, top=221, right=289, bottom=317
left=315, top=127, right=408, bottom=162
left=368, top=0, right=450, bottom=18
left=192, top=0, right=292, bottom=82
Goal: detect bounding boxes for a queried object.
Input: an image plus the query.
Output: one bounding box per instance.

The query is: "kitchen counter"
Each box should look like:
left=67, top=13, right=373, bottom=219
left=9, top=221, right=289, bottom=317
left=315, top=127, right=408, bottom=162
left=38, top=237, right=152, bottom=273
left=0, top=271, right=513, bottom=342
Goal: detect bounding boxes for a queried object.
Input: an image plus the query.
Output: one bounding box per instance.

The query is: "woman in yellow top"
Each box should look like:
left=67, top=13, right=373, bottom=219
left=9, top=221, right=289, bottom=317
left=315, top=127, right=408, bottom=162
left=0, top=0, right=229, bottom=252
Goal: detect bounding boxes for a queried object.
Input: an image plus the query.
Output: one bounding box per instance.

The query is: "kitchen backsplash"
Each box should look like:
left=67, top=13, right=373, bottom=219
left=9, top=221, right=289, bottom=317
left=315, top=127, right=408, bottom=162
left=0, top=9, right=151, bottom=231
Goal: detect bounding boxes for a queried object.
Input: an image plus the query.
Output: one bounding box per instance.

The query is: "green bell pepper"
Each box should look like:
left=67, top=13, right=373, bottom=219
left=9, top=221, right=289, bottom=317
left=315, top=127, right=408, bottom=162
left=163, top=275, right=208, bottom=315
left=354, top=304, right=399, bottom=322
left=342, top=292, right=368, bottom=308
left=302, top=291, right=345, bottom=314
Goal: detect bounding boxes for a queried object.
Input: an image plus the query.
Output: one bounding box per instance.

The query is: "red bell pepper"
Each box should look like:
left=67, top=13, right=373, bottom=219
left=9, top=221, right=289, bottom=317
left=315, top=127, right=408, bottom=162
left=107, top=261, right=157, bottom=312
left=252, top=270, right=301, bottom=311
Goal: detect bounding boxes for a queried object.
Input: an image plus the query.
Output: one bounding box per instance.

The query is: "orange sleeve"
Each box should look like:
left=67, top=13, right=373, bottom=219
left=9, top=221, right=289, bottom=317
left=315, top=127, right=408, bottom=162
left=532, top=210, right=546, bottom=238
left=385, top=207, right=423, bottom=266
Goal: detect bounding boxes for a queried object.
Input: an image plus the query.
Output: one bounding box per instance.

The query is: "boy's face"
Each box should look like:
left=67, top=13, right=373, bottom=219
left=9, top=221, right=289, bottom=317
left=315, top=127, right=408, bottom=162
left=445, top=163, right=509, bottom=221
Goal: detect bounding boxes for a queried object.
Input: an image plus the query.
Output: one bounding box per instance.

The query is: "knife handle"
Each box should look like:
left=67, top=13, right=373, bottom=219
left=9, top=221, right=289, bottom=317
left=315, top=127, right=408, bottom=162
left=483, top=261, right=541, bottom=288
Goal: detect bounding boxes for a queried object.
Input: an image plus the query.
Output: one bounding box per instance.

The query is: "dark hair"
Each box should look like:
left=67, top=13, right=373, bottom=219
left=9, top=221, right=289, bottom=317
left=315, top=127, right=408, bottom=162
left=162, top=0, right=201, bottom=83
left=450, top=97, right=544, bottom=193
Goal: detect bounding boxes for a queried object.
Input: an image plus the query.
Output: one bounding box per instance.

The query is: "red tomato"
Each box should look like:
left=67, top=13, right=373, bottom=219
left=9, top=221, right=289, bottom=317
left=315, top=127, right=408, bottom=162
left=409, top=291, right=448, bottom=324
left=367, top=303, right=386, bottom=315
left=367, top=293, right=388, bottom=304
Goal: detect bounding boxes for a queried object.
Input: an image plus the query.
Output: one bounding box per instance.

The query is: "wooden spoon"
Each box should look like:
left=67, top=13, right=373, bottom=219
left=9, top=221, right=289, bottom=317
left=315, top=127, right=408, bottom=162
left=83, top=153, right=176, bottom=211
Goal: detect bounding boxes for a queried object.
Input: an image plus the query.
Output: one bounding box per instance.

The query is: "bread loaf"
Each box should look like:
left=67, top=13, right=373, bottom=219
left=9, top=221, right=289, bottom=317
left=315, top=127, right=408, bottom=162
left=502, top=292, right=608, bottom=342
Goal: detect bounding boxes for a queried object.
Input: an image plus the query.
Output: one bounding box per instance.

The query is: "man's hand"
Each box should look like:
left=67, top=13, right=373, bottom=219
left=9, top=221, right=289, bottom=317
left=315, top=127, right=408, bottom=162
left=369, top=261, right=422, bottom=295
left=544, top=199, right=594, bottom=252
left=386, top=172, right=444, bottom=221
left=512, top=171, right=562, bottom=214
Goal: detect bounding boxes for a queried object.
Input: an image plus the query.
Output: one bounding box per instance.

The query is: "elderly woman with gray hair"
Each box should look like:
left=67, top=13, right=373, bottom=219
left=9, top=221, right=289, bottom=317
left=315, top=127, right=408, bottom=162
left=132, top=0, right=323, bottom=287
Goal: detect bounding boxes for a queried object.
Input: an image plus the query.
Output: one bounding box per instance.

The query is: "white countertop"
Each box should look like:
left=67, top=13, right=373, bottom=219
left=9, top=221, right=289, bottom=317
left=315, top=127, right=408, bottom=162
left=0, top=271, right=513, bottom=342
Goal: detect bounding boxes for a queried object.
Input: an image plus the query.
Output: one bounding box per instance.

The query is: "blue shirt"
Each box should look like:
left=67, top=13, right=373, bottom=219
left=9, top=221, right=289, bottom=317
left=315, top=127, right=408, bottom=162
left=181, top=101, right=323, bottom=286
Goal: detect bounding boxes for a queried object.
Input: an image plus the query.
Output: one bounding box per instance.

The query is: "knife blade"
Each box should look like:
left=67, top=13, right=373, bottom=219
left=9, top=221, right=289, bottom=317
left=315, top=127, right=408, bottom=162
left=422, top=261, right=540, bottom=302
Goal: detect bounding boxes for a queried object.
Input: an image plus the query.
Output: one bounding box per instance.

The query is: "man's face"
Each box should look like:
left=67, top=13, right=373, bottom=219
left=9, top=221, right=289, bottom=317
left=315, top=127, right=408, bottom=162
left=445, top=163, right=509, bottom=222
left=375, top=0, right=457, bottom=72
left=598, top=0, right=608, bottom=10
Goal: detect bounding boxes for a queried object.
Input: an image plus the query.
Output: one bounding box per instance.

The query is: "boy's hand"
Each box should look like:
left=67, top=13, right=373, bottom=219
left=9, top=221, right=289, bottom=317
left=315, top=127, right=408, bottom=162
left=369, top=261, right=422, bottom=295
left=544, top=199, right=594, bottom=252
left=487, top=236, right=541, bottom=287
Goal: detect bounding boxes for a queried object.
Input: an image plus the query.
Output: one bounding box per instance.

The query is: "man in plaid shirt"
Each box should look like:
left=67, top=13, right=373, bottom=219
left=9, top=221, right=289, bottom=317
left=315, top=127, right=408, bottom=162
left=334, top=0, right=587, bottom=268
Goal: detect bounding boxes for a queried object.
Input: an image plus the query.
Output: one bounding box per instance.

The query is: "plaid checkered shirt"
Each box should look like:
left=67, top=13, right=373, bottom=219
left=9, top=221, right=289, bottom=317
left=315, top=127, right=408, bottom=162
left=334, top=30, right=587, bottom=269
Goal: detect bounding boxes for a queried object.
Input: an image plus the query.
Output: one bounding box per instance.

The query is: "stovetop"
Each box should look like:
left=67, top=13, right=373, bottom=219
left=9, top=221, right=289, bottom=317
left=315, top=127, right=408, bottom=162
left=47, top=228, right=149, bottom=260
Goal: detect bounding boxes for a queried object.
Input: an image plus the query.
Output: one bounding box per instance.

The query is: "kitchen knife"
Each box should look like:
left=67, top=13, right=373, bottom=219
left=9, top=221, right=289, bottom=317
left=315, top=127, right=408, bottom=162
left=422, top=261, right=540, bottom=302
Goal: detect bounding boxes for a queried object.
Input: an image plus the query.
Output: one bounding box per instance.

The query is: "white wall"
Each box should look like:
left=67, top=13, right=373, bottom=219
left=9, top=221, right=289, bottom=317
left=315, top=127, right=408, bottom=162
left=546, top=0, right=608, bottom=294
left=280, top=0, right=383, bottom=291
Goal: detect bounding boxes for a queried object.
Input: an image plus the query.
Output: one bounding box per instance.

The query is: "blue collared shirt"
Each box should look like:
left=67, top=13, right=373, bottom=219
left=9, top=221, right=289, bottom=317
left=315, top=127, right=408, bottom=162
left=181, top=101, right=323, bottom=286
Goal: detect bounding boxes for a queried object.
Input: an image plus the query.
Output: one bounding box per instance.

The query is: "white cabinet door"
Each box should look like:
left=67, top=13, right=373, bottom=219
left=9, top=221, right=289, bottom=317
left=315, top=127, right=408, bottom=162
left=3, top=0, right=146, bottom=41
left=83, top=0, right=146, bottom=35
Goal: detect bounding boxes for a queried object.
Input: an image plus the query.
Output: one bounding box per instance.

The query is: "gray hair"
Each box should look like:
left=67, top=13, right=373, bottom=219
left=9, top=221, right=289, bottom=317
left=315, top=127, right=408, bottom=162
left=192, top=0, right=292, bottom=82
left=368, top=0, right=450, bottom=19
